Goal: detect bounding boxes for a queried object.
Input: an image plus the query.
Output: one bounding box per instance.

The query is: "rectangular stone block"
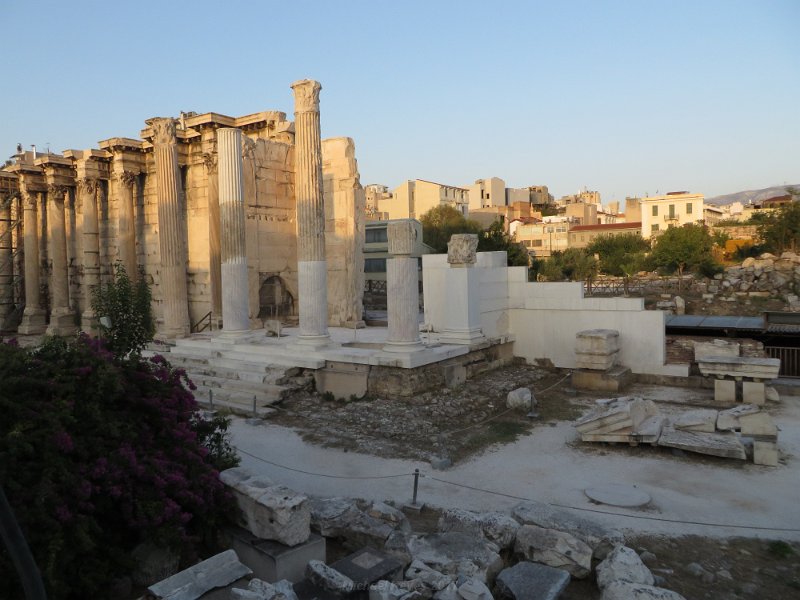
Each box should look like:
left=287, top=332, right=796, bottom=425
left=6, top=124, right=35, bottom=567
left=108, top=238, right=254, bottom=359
left=575, top=350, right=619, bottom=371
left=673, top=409, right=719, bottom=433
left=753, top=441, right=779, bottom=466
left=575, top=329, right=620, bottom=355
left=571, top=366, right=631, bottom=393
left=739, top=412, right=778, bottom=440
left=714, top=379, right=737, bottom=404
left=694, top=339, right=740, bottom=360
left=230, top=527, right=326, bottom=584
left=742, top=381, right=766, bottom=406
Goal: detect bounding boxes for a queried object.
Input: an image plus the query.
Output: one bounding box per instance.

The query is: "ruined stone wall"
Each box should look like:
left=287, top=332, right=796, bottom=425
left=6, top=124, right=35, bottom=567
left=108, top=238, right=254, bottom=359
left=322, top=137, right=365, bottom=327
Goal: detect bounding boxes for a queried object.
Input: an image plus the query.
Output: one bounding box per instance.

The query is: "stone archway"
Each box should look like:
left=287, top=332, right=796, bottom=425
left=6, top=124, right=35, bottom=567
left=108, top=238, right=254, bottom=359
left=258, top=275, right=294, bottom=320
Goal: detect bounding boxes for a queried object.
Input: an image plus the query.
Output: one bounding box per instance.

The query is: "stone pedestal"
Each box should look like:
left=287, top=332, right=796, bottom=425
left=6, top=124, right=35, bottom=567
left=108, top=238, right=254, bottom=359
left=575, top=329, right=620, bottom=370
left=149, top=118, right=190, bottom=338
left=292, top=79, right=330, bottom=347
left=742, top=381, right=766, bottom=406
left=384, top=219, right=423, bottom=353
left=79, top=178, right=100, bottom=331
left=714, top=379, right=737, bottom=404
left=439, top=234, right=484, bottom=345
left=217, top=128, right=250, bottom=334
left=18, top=192, right=45, bottom=334
left=46, top=185, right=76, bottom=336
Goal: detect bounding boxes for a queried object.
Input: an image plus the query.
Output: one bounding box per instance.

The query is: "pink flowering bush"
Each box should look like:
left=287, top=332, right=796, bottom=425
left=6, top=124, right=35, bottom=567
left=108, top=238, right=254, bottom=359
left=0, top=335, right=236, bottom=599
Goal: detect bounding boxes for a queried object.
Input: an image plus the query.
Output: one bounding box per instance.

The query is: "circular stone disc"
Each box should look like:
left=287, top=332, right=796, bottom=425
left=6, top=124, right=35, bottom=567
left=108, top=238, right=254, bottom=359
left=584, top=483, right=651, bottom=507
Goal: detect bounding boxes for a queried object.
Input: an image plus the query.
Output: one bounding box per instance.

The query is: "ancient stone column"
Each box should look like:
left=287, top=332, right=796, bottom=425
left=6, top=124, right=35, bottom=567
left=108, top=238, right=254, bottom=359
left=439, top=233, right=485, bottom=345
left=18, top=192, right=46, bottom=334
left=384, top=220, right=423, bottom=352
left=217, top=128, right=250, bottom=333
left=291, top=79, right=329, bottom=345
left=116, top=169, right=138, bottom=278
left=150, top=117, right=190, bottom=337
left=46, top=184, right=76, bottom=336
left=203, top=150, right=222, bottom=325
left=0, top=195, right=12, bottom=320
left=79, top=177, right=100, bottom=330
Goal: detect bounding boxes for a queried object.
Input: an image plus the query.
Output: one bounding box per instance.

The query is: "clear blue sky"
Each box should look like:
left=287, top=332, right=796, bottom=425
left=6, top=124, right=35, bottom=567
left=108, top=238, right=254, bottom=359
left=2, top=0, right=798, bottom=202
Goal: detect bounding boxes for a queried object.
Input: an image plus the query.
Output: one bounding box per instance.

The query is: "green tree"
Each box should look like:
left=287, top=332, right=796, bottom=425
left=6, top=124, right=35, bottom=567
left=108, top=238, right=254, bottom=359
left=420, top=205, right=481, bottom=253
left=586, top=233, right=650, bottom=276
left=420, top=207, right=529, bottom=267
left=91, top=262, right=155, bottom=358
left=648, top=223, right=720, bottom=277
left=757, top=191, right=800, bottom=254
left=537, top=248, right=598, bottom=281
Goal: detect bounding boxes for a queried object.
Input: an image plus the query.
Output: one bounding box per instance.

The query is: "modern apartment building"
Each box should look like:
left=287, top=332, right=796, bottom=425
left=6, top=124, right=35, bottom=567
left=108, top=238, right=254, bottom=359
left=640, top=191, right=704, bottom=238
left=378, top=179, right=469, bottom=220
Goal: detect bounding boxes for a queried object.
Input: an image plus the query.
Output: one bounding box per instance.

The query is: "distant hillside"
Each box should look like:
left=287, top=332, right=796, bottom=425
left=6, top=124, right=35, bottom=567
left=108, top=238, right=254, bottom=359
left=706, top=185, right=799, bottom=206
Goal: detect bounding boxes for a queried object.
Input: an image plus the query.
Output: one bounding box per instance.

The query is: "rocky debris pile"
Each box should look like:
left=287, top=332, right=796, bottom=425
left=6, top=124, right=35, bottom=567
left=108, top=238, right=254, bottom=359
left=575, top=397, right=781, bottom=465
left=284, top=501, right=685, bottom=600
left=712, top=252, right=800, bottom=308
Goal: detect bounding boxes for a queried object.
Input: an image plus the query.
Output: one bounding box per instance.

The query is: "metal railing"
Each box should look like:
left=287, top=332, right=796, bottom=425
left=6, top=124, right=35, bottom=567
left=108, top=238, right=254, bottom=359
left=765, top=346, right=800, bottom=379
left=191, top=311, right=212, bottom=333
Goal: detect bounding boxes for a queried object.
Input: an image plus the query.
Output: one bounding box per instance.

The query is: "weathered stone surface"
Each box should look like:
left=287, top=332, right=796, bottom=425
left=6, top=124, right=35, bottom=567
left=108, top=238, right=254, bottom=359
left=742, top=380, right=766, bottom=405
left=657, top=425, right=746, bottom=460
left=306, top=559, right=355, bottom=594
left=511, top=500, right=624, bottom=559
left=575, top=329, right=620, bottom=354
left=697, top=356, right=780, bottom=380
left=765, top=386, right=780, bottom=403
left=495, top=561, right=570, bottom=600
left=405, top=560, right=455, bottom=591
left=716, top=404, right=760, bottom=431
left=456, top=577, right=492, bottom=600
left=231, top=577, right=288, bottom=600
left=147, top=550, right=252, bottom=600
left=673, top=409, right=718, bottom=433
left=273, top=579, right=299, bottom=600
left=447, top=234, right=478, bottom=265
left=367, top=501, right=411, bottom=532
left=753, top=441, right=779, bottom=466
left=384, top=530, right=413, bottom=567
left=221, top=468, right=311, bottom=546
left=506, top=387, right=533, bottom=410
left=406, top=532, right=504, bottom=583
left=739, top=412, right=778, bottom=439
left=514, top=525, right=593, bottom=579
left=601, top=580, right=686, bottom=600
left=693, top=339, right=740, bottom=360
left=368, top=580, right=414, bottom=600
left=596, top=546, right=655, bottom=590
left=437, top=508, right=521, bottom=550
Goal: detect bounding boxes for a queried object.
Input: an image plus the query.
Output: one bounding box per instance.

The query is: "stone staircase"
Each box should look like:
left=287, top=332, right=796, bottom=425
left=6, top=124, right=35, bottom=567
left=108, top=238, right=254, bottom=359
left=143, top=340, right=312, bottom=417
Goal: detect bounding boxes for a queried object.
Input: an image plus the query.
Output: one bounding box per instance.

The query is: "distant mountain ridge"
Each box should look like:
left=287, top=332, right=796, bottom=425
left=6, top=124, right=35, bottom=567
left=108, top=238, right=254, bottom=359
left=706, top=185, right=798, bottom=206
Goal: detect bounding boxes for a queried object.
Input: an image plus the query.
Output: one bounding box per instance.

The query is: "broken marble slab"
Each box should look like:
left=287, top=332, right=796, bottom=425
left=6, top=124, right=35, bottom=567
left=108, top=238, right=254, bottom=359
left=716, top=404, right=761, bottom=431
left=672, top=409, right=718, bottom=433
left=739, top=412, right=778, bottom=440
left=147, top=550, right=251, bottom=600
left=657, top=425, right=746, bottom=460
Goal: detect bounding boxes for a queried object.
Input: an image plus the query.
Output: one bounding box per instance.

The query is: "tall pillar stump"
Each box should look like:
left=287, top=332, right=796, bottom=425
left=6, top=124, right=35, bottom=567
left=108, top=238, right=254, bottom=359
left=438, top=234, right=485, bottom=345
left=384, top=219, right=423, bottom=352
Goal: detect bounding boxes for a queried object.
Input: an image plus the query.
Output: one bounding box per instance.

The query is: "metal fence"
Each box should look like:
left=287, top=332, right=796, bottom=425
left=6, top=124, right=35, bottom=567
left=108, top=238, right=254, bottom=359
left=584, top=276, right=696, bottom=297
left=765, top=346, right=800, bottom=379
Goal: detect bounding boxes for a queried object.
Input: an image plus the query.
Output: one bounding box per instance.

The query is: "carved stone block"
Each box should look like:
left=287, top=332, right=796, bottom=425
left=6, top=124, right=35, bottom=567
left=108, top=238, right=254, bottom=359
left=447, top=234, right=478, bottom=266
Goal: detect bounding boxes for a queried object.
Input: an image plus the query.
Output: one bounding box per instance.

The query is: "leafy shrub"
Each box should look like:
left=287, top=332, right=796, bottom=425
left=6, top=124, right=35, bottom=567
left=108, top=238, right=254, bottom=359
left=0, top=336, right=236, bottom=599
left=586, top=233, right=650, bottom=276
left=91, top=262, right=155, bottom=357
left=536, top=248, right=598, bottom=281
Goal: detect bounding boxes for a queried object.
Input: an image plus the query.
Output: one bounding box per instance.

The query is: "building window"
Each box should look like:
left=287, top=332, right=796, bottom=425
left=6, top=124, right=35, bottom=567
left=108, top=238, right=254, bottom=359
left=686, top=203, right=693, bottom=214
left=651, top=224, right=660, bottom=233
left=652, top=205, right=658, bottom=217
left=365, top=228, right=388, bottom=243
left=364, top=258, right=387, bottom=273
left=486, top=193, right=490, bottom=200
left=532, top=239, right=543, bottom=247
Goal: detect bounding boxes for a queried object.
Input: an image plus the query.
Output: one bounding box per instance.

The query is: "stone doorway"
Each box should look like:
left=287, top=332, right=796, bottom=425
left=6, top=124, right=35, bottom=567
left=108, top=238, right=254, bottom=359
left=258, top=275, right=294, bottom=320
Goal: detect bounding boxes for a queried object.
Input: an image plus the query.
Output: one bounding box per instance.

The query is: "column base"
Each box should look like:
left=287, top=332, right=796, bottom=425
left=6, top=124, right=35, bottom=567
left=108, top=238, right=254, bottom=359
left=81, top=309, right=98, bottom=335
left=17, top=307, right=47, bottom=335
left=294, top=334, right=333, bottom=350
left=46, top=308, right=78, bottom=337
left=160, top=326, right=190, bottom=340
left=382, top=340, right=425, bottom=353
left=438, top=328, right=485, bottom=346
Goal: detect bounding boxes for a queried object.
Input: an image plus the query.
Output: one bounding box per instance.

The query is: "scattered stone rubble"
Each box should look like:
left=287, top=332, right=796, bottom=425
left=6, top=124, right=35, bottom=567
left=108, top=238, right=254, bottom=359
left=575, top=396, right=781, bottom=465
left=714, top=252, right=800, bottom=308
left=145, top=471, right=691, bottom=600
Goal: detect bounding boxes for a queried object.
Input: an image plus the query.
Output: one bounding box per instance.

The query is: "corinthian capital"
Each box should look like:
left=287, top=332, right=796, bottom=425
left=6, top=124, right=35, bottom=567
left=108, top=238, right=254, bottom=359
left=47, top=184, right=68, bottom=199
left=117, top=170, right=138, bottom=187
left=291, top=79, right=322, bottom=113
left=148, top=117, right=177, bottom=146
left=22, top=191, right=37, bottom=211
left=77, top=177, right=99, bottom=195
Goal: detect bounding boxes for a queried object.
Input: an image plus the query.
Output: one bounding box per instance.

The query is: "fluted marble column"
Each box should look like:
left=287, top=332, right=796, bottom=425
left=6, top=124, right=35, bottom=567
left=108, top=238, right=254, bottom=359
left=18, top=192, right=46, bottom=334
left=0, top=195, right=13, bottom=319
left=217, top=128, right=250, bottom=333
left=384, top=219, right=423, bottom=352
left=79, top=177, right=100, bottom=330
left=150, top=117, right=190, bottom=338
left=203, top=151, right=222, bottom=324
left=291, top=79, right=329, bottom=345
left=46, top=184, right=76, bottom=336
left=116, top=169, right=138, bottom=278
